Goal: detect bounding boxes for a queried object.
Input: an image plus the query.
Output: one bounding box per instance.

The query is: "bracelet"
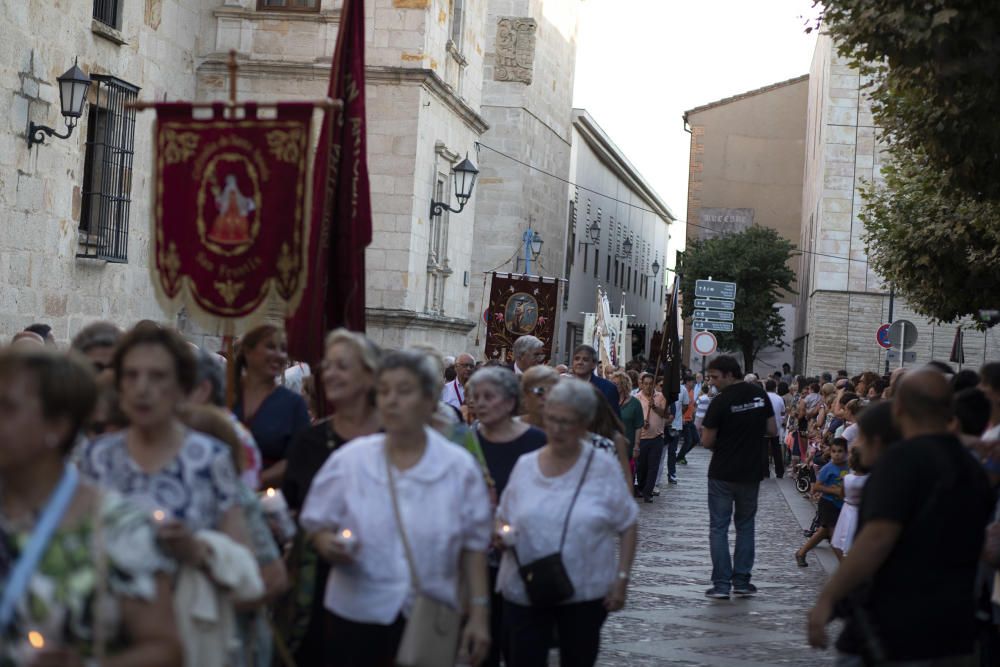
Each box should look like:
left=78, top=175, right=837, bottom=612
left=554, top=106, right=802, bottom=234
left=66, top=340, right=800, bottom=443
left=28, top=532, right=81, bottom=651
left=470, top=595, right=491, bottom=607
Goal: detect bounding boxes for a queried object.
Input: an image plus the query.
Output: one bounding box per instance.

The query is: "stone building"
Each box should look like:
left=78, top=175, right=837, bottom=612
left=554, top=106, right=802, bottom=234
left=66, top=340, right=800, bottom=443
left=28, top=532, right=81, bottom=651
left=795, top=35, right=1000, bottom=375
left=682, top=75, right=809, bottom=372
left=561, top=109, right=674, bottom=364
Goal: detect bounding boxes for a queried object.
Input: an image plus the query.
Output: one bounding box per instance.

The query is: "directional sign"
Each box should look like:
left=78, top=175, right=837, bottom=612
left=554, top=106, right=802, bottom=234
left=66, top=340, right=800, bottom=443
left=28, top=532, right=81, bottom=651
left=694, top=298, right=735, bottom=311
left=886, top=350, right=916, bottom=363
left=692, top=331, right=718, bottom=356
left=694, top=310, right=734, bottom=322
left=693, top=320, right=734, bottom=333
left=695, top=279, right=737, bottom=300
left=876, top=324, right=891, bottom=350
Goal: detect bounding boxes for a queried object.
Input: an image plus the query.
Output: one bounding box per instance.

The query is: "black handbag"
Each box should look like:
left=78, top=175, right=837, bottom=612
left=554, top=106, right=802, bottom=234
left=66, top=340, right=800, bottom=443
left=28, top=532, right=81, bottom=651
left=511, top=449, right=595, bottom=607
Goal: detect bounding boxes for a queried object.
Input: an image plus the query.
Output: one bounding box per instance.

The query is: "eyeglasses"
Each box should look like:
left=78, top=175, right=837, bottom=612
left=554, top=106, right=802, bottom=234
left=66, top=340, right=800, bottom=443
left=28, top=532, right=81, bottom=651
left=529, top=386, right=547, bottom=397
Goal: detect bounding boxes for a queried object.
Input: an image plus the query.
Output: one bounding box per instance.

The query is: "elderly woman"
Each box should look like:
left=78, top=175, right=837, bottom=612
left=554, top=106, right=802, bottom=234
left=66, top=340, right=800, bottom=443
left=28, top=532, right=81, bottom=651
left=497, top=379, right=638, bottom=666
left=277, top=329, right=382, bottom=663
left=0, top=347, right=181, bottom=665
left=519, top=365, right=560, bottom=429
left=300, top=350, right=492, bottom=667
left=80, top=323, right=258, bottom=665
left=611, top=371, right=643, bottom=461
left=234, top=325, right=311, bottom=488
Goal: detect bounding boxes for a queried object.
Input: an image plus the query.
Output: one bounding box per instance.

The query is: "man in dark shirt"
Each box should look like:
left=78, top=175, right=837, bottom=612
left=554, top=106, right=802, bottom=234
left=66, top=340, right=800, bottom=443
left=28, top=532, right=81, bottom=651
left=701, top=355, right=776, bottom=600
left=571, top=344, right=621, bottom=419
left=808, top=368, right=994, bottom=663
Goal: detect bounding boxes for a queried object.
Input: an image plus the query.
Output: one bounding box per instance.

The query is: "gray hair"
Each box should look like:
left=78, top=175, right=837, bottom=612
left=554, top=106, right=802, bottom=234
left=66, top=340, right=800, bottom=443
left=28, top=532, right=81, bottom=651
left=378, top=349, right=443, bottom=400
left=466, top=366, right=521, bottom=415
left=547, top=378, right=599, bottom=421
left=512, top=335, right=543, bottom=359
left=194, top=347, right=226, bottom=407
left=70, top=321, right=122, bottom=353
left=325, top=328, right=382, bottom=374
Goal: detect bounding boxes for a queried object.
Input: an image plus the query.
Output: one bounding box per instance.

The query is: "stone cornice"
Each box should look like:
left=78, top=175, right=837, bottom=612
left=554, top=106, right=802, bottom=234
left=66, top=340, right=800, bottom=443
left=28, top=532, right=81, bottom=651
left=213, top=6, right=341, bottom=24
left=366, top=66, right=489, bottom=135
left=366, top=308, right=477, bottom=335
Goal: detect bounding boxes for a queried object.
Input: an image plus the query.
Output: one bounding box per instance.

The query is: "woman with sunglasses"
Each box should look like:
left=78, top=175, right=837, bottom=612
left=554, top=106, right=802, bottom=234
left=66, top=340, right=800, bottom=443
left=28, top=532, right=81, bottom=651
left=518, top=365, right=560, bottom=429
left=465, top=366, right=546, bottom=667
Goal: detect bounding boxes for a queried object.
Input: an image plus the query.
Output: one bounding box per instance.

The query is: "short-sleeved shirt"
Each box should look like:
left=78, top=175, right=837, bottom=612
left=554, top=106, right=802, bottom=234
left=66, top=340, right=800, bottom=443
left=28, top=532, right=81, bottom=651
left=619, top=396, right=645, bottom=448
left=80, top=430, right=240, bottom=532
left=478, top=425, right=547, bottom=498
left=838, top=434, right=994, bottom=660
left=637, top=391, right=668, bottom=440
left=235, top=386, right=311, bottom=465
left=282, top=420, right=348, bottom=513
left=817, top=461, right=848, bottom=508
left=702, top=381, right=774, bottom=483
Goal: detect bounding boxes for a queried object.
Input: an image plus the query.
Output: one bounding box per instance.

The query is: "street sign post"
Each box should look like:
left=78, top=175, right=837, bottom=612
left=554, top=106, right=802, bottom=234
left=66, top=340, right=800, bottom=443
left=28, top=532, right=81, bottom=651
left=695, top=279, right=737, bottom=300
left=694, top=298, right=735, bottom=310
left=692, top=320, right=734, bottom=333
left=886, top=350, right=916, bottom=363
left=693, top=310, right=734, bottom=321
left=692, top=331, right=718, bottom=356
left=888, top=319, right=918, bottom=350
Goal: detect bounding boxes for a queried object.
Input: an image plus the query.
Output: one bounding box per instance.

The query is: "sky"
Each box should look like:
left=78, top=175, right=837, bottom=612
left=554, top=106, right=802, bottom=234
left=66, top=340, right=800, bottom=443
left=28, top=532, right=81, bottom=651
left=573, top=0, right=820, bottom=263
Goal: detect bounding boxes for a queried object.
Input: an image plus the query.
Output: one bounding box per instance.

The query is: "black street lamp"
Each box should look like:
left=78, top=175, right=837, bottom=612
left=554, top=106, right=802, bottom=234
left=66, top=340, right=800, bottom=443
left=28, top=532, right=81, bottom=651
left=618, top=236, right=633, bottom=259
left=651, top=259, right=661, bottom=277
left=28, top=58, right=92, bottom=149
left=430, top=155, right=479, bottom=217
left=588, top=219, right=601, bottom=244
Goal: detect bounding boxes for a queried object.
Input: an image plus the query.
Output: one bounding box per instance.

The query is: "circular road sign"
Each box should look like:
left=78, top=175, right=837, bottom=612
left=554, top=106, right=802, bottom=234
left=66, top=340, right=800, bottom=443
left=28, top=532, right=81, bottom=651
left=876, top=324, right=892, bottom=350
left=888, top=319, right=919, bottom=350
left=692, top=331, right=718, bottom=356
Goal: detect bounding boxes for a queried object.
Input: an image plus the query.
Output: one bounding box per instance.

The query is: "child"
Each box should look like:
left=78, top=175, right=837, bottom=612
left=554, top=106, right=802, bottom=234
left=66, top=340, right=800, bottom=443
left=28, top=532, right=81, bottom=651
left=830, top=446, right=869, bottom=557
left=795, top=437, right=849, bottom=566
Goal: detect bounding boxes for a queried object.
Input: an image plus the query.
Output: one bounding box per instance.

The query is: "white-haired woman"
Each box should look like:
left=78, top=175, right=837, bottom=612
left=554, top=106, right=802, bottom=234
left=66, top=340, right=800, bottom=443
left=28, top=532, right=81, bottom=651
left=300, top=350, right=492, bottom=667
left=497, top=379, right=638, bottom=666
left=466, top=366, right=547, bottom=667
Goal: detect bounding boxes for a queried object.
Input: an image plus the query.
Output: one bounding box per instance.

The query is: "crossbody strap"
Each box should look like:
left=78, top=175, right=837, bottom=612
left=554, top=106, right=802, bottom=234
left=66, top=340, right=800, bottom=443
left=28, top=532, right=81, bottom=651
left=0, top=464, right=79, bottom=632
left=558, top=448, right=595, bottom=552
left=385, top=445, right=421, bottom=593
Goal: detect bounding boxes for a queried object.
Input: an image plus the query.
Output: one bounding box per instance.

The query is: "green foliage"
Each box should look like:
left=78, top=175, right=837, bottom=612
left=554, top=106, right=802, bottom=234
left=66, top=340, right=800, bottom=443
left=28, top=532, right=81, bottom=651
left=816, top=0, right=1000, bottom=200
left=861, top=148, right=1000, bottom=324
left=678, top=226, right=796, bottom=373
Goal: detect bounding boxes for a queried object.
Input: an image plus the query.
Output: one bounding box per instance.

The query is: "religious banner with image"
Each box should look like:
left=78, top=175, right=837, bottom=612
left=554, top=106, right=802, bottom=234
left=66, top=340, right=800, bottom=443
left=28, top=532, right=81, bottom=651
left=484, top=272, right=559, bottom=363
left=152, top=102, right=313, bottom=324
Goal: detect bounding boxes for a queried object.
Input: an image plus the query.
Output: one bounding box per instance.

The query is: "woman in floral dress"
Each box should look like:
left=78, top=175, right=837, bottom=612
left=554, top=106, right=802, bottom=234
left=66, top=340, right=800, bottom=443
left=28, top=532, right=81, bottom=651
left=0, top=347, right=180, bottom=666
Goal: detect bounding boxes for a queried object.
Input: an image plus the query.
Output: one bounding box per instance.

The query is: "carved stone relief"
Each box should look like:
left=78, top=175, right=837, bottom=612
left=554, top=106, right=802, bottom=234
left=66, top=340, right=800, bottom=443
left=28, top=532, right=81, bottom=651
left=494, top=17, right=537, bottom=84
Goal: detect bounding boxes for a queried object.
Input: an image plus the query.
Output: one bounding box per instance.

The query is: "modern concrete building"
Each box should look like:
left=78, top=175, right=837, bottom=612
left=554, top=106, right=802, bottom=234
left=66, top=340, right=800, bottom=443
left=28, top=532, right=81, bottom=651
left=682, top=75, right=809, bottom=372
left=795, top=35, right=1000, bottom=374
left=560, top=109, right=675, bottom=364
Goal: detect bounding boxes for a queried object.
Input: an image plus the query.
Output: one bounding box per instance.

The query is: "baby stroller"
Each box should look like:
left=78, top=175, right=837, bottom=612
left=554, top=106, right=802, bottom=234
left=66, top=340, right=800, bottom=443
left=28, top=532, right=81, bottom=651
left=794, top=460, right=816, bottom=494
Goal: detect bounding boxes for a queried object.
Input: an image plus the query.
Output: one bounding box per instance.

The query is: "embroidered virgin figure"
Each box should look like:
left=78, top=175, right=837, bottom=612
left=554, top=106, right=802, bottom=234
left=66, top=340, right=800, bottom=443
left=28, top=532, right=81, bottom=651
left=208, top=174, right=254, bottom=245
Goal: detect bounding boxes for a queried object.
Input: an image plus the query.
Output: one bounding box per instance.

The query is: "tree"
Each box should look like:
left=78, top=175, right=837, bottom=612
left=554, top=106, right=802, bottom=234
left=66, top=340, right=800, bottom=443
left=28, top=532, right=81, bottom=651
left=860, top=148, right=1000, bottom=323
left=678, top=226, right=796, bottom=374
left=815, top=1, right=1000, bottom=200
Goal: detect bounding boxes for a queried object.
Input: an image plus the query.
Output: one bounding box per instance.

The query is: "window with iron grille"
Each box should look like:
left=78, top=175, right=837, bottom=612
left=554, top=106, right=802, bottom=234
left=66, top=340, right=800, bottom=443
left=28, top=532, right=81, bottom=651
left=93, top=0, right=122, bottom=29
left=78, top=75, right=139, bottom=263
left=257, top=0, right=320, bottom=11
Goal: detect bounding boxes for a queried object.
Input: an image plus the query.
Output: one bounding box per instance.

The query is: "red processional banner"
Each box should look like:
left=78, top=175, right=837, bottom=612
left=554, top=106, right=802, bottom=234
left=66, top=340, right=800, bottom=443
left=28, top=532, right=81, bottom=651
left=484, top=273, right=560, bottom=363
left=152, top=103, right=313, bottom=322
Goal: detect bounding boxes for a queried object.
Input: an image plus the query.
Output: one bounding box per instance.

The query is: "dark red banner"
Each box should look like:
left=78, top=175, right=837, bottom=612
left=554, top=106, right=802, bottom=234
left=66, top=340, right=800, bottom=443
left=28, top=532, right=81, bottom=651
left=153, top=103, right=313, bottom=320
left=484, top=273, right=559, bottom=363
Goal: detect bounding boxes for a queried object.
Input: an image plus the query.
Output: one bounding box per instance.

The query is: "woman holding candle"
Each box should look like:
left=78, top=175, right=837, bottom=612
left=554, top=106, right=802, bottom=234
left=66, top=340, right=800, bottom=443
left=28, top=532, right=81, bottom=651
left=301, top=350, right=492, bottom=667
left=277, top=329, right=381, bottom=663
left=0, top=347, right=181, bottom=665
left=234, top=325, right=311, bottom=489
left=497, top=379, right=638, bottom=666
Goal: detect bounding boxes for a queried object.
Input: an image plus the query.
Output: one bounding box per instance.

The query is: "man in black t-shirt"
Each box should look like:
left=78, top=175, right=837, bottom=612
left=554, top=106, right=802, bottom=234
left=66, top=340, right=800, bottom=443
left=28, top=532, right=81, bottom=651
left=808, top=368, right=994, bottom=663
left=701, top=355, right=776, bottom=600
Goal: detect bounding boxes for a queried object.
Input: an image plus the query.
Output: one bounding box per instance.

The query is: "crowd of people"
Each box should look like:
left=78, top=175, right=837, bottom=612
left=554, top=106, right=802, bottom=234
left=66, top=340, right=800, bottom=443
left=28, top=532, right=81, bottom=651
left=1, top=319, right=999, bottom=666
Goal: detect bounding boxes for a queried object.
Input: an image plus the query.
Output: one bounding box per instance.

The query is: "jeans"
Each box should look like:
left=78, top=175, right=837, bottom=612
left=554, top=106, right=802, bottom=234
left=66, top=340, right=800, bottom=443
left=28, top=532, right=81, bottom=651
left=664, top=430, right=679, bottom=479
left=503, top=599, right=608, bottom=667
left=636, top=436, right=664, bottom=498
left=708, top=478, right=760, bottom=592
left=678, top=421, right=699, bottom=460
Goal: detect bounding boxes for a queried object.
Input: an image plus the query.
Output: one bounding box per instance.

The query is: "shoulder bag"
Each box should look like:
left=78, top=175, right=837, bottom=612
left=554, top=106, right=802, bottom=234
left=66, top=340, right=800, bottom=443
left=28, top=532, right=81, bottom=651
left=386, top=448, right=462, bottom=667
left=511, top=448, right=595, bottom=607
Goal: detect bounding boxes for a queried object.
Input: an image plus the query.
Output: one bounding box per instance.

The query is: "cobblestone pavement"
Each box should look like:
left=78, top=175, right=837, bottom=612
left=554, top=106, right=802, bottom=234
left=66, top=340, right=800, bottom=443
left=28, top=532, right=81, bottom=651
left=594, top=448, right=841, bottom=666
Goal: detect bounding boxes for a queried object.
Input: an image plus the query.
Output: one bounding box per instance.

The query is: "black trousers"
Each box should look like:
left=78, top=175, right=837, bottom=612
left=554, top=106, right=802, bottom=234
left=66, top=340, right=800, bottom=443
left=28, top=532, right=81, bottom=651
left=325, top=611, right=405, bottom=667
left=636, top=436, right=665, bottom=498
left=503, top=599, right=608, bottom=667
left=765, top=436, right=784, bottom=478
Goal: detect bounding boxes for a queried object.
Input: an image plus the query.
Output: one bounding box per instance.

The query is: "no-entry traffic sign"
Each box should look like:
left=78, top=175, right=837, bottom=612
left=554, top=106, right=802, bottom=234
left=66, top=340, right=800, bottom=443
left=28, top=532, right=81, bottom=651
left=692, top=331, right=718, bottom=356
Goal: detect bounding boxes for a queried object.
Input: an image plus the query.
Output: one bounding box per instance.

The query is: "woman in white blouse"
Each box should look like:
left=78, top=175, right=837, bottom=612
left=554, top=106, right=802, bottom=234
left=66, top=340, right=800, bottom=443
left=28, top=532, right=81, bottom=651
left=497, top=379, right=638, bottom=666
left=300, top=350, right=493, bottom=667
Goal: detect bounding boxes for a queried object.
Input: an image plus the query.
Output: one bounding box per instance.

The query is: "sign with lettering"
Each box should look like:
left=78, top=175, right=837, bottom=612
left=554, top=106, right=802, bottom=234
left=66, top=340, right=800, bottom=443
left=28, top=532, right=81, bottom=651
left=692, top=320, right=734, bottom=332
left=695, top=280, right=737, bottom=300
left=693, top=310, right=734, bottom=322
left=697, top=207, right=754, bottom=239
left=694, top=298, right=735, bottom=311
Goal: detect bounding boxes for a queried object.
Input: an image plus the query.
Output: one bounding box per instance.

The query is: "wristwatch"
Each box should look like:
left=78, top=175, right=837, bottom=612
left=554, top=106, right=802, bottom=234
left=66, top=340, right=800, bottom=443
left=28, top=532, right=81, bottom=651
left=616, top=570, right=630, bottom=581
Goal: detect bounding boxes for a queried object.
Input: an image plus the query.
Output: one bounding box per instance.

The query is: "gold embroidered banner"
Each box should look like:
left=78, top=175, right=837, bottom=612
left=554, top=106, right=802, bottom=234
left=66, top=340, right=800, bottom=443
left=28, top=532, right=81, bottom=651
left=152, top=102, right=313, bottom=322
left=484, top=273, right=559, bottom=363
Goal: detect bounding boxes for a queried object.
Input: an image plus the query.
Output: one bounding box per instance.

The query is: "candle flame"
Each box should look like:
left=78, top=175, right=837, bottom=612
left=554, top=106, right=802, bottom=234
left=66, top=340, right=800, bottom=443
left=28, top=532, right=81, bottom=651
left=152, top=510, right=166, bottom=522
left=341, top=529, right=353, bottom=539
left=266, top=488, right=277, bottom=498
left=28, top=631, right=44, bottom=649
left=501, top=524, right=512, bottom=533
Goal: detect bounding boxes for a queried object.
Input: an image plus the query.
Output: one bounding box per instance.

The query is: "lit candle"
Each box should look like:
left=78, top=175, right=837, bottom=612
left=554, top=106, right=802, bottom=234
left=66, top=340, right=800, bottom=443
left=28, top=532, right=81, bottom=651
left=152, top=509, right=167, bottom=523
left=258, top=488, right=297, bottom=542
left=498, top=522, right=517, bottom=547
left=27, top=631, right=44, bottom=650
left=332, top=527, right=358, bottom=554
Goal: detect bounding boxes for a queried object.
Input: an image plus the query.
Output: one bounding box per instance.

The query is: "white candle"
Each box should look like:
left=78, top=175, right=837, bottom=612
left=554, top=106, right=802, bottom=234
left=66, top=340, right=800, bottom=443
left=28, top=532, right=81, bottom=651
left=259, top=488, right=297, bottom=542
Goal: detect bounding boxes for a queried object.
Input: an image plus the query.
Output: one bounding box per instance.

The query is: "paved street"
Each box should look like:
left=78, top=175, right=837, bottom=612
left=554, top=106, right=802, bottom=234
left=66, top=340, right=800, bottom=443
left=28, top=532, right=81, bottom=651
left=597, top=449, right=840, bottom=666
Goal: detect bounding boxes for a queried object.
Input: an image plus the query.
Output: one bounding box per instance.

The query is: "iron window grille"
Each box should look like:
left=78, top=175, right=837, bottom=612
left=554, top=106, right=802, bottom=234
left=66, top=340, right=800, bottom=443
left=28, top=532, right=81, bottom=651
left=257, top=0, right=320, bottom=11
left=78, top=75, right=139, bottom=263
left=93, top=0, right=122, bottom=29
